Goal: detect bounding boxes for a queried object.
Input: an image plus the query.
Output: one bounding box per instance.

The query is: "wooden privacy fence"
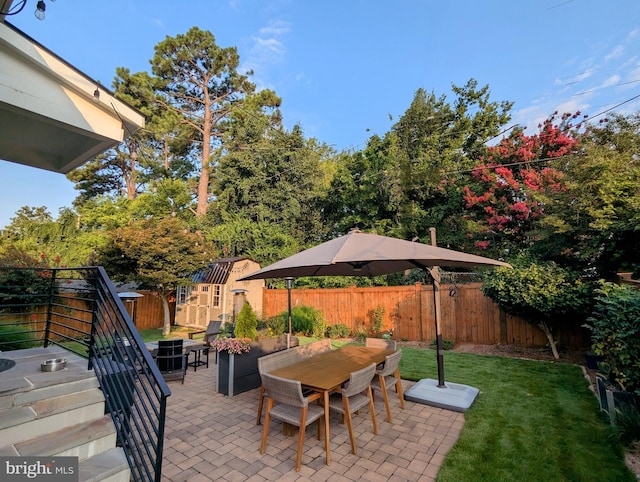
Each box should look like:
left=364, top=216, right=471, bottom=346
left=261, top=283, right=587, bottom=349
left=5, top=290, right=174, bottom=335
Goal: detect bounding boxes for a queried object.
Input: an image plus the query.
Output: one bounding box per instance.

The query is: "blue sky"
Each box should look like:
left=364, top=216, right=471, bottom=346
left=3, top=0, right=640, bottom=228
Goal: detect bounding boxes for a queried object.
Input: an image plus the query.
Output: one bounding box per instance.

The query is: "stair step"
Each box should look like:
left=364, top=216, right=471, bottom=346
left=13, top=415, right=116, bottom=460
left=0, top=388, right=106, bottom=447
left=0, top=406, right=36, bottom=431
left=78, top=447, right=131, bottom=482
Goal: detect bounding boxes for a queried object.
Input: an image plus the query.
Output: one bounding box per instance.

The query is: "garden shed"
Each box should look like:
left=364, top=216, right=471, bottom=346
left=174, top=257, right=264, bottom=329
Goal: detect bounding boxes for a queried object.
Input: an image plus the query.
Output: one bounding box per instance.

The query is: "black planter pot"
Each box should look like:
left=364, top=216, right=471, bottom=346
left=584, top=352, right=605, bottom=370
left=216, top=335, right=298, bottom=396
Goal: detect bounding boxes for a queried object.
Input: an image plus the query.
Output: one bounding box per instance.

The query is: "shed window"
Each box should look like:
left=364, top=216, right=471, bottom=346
left=177, top=286, right=193, bottom=305
left=212, top=285, right=221, bottom=307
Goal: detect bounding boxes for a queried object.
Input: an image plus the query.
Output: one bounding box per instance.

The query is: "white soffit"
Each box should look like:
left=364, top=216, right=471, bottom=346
left=0, top=21, right=145, bottom=174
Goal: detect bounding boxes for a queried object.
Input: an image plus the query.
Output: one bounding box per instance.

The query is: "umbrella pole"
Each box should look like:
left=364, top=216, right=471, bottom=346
left=285, top=277, right=294, bottom=349
left=428, top=228, right=446, bottom=387
left=426, top=268, right=446, bottom=387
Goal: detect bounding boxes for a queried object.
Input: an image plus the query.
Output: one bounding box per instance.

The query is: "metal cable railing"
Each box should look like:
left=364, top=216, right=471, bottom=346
left=0, top=266, right=171, bottom=482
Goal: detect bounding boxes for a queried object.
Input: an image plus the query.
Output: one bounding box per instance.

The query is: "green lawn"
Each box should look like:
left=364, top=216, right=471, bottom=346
left=398, top=347, right=634, bottom=481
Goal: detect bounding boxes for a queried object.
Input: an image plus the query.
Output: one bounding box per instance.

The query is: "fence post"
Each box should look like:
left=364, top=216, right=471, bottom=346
left=43, top=268, right=57, bottom=347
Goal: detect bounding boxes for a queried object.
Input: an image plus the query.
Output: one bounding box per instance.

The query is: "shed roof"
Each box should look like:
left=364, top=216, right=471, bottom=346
left=192, top=257, right=251, bottom=285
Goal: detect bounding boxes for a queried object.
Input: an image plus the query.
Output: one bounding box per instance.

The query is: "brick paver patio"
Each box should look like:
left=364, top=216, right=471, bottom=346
left=160, top=357, right=465, bottom=481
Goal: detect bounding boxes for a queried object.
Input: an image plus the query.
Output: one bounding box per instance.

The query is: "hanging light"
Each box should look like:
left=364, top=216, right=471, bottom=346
left=34, top=0, right=46, bottom=20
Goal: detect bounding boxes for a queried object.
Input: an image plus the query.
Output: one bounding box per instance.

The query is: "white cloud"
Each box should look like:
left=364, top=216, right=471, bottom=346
left=240, top=19, right=291, bottom=90
left=605, top=44, right=625, bottom=62
left=600, top=75, right=621, bottom=88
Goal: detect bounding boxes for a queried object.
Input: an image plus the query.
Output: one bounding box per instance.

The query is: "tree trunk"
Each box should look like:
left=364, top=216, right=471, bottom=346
left=538, top=320, right=559, bottom=359
left=159, top=290, right=171, bottom=336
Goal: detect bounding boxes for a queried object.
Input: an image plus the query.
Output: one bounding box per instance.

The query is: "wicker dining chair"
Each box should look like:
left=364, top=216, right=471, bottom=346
left=259, top=373, right=326, bottom=472
left=327, top=362, right=378, bottom=455
left=256, top=347, right=304, bottom=425
left=370, top=350, right=405, bottom=422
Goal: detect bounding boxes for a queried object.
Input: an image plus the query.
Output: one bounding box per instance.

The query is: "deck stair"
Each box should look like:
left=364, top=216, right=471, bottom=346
left=0, top=346, right=130, bottom=482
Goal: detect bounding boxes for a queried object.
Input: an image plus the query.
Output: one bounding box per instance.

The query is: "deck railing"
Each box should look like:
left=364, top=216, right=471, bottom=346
left=0, top=266, right=170, bottom=482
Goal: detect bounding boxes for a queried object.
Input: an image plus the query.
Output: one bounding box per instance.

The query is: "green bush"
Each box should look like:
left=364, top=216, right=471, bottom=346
left=266, top=305, right=327, bottom=338
left=482, top=258, right=593, bottom=359
left=0, top=322, right=37, bottom=350
left=326, top=323, right=351, bottom=339
left=370, top=306, right=385, bottom=334
left=234, top=301, right=257, bottom=340
left=429, top=338, right=455, bottom=350
left=354, top=324, right=368, bottom=342
left=265, top=313, right=286, bottom=336
left=585, top=281, right=640, bottom=393
left=615, top=399, right=640, bottom=447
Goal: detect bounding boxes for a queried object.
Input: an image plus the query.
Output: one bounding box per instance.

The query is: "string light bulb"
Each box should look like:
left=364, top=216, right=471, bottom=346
left=34, top=1, right=46, bottom=20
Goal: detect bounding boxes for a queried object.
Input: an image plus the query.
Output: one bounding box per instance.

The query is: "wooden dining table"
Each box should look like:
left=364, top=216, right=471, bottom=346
left=269, top=344, right=395, bottom=465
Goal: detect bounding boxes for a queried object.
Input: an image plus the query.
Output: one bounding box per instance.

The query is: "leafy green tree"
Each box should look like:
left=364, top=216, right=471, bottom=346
left=0, top=206, right=88, bottom=267
left=131, top=178, right=195, bottom=222
left=151, top=26, right=281, bottom=217
left=481, top=257, right=593, bottom=359
left=68, top=67, right=196, bottom=207
left=95, top=216, right=217, bottom=335
left=538, top=113, right=640, bottom=277
left=208, top=99, right=331, bottom=262
left=322, top=79, right=512, bottom=248
left=0, top=246, right=60, bottom=308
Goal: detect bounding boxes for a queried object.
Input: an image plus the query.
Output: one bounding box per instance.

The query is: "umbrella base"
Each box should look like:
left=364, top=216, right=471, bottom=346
left=404, top=378, right=479, bottom=413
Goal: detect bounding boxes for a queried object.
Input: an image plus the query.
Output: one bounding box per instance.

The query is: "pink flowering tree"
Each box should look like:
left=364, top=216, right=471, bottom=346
left=462, top=112, right=583, bottom=254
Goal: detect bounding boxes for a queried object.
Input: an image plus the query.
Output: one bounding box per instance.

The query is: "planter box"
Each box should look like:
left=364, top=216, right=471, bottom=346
left=596, top=376, right=639, bottom=425
left=216, top=335, right=298, bottom=396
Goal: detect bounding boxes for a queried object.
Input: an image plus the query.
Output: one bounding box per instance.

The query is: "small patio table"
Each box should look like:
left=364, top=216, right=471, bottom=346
left=269, top=344, right=394, bottom=465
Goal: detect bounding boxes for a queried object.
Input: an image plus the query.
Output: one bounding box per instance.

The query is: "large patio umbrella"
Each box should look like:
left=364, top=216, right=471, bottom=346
left=239, top=229, right=511, bottom=411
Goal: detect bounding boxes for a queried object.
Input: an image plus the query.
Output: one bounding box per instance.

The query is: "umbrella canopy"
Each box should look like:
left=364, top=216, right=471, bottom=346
left=239, top=229, right=511, bottom=408
left=238, top=230, right=511, bottom=281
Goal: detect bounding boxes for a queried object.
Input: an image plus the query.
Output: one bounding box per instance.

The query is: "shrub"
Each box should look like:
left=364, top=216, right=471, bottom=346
left=482, top=259, right=593, bottom=359
left=429, top=338, right=454, bottom=350
left=585, top=281, right=640, bottom=393
left=265, top=314, right=286, bottom=336
left=615, top=399, right=640, bottom=447
left=266, top=305, right=327, bottom=337
left=234, top=302, right=257, bottom=340
left=370, top=306, right=385, bottom=334
left=354, top=324, right=368, bottom=342
left=326, top=323, right=351, bottom=339
left=0, top=322, right=37, bottom=350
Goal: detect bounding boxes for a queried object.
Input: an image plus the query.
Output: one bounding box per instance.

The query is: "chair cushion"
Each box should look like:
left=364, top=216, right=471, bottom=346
left=328, top=392, right=371, bottom=415
left=269, top=402, right=325, bottom=426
